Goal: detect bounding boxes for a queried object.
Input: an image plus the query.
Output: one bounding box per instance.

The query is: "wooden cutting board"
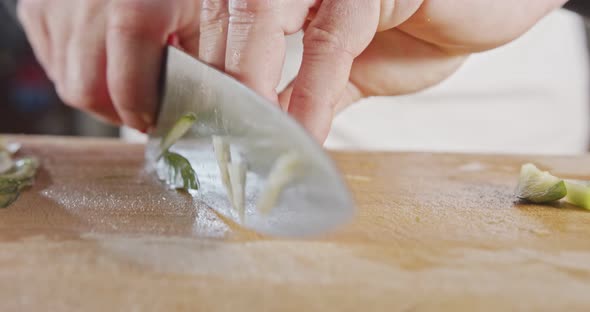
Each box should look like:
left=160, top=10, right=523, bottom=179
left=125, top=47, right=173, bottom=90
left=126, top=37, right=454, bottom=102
left=1, top=135, right=589, bottom=312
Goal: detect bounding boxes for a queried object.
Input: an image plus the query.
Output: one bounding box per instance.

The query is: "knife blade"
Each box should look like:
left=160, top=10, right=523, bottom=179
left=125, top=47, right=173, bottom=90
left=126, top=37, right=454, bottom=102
left=145, top=46, right=355, bottom=238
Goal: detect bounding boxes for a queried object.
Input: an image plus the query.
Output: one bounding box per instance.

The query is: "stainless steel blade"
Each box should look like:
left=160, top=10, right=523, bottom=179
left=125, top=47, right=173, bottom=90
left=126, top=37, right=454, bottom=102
left=146, top=46, right=355, bottom=237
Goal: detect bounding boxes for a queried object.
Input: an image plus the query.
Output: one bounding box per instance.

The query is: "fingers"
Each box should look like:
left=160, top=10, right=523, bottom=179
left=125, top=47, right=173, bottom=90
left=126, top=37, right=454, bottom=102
left=18, top=0, right=201, bottom=130
left=288, top=0, right=380, bottom=142
left=398, top=0, right=567, bottom=53
left=279, top=80, right=363, bottom=116
left=105, top=0, right=192, bottom=131
left=199, top=0, right=229, bottom=69
left=177, top=22, right=201, bottom=58
left=201, top=0, right=314, bottom=104
left=61, top=1, right=121, bottom=125
left=279, top=0, right=321, bottom=34
left=224, top=0, right=286, bottom=102
left=377, top=0, right=423, bottom=31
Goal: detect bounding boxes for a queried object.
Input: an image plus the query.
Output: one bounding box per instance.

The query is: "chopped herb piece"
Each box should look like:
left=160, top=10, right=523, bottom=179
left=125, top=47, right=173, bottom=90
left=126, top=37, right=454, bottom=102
left=0, top=157, right=39, bottom=208
left=158, top=112, right=197, bottom=160
left=160, top=151, right=200, bottom=191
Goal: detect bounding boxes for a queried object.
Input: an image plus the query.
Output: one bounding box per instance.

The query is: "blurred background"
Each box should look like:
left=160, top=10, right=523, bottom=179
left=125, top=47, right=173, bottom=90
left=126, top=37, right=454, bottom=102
left=1, top=6, right=589, bottom=154
left=0, top=6, right=118, bottom=137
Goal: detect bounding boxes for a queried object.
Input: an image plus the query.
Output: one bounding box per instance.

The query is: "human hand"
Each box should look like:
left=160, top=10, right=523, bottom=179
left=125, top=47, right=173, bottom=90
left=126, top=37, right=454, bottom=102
left=18, top=0, right=568, bottom=141
left=201, top=0, right=567, bottom=142
left=17, top=0, right=201, bottom=132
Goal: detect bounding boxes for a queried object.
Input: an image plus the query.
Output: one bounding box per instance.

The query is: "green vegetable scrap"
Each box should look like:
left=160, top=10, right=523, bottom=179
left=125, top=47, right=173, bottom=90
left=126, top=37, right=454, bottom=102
left=516, top=163, right=566, bottom=204
left=0, top=192, right=19, bottom=208
left=564, top=180, right=590, bottom=210
left=515, top=162, right=590, bottom=210
left=0, top=138, right=39, bottom=208
left=0, top=151, right=12, bottom=174
left=156, top=113, right=200, bottom=192
left=158, top=112, right=197, bottom=160
left=161, top=151, right=200, bottom=191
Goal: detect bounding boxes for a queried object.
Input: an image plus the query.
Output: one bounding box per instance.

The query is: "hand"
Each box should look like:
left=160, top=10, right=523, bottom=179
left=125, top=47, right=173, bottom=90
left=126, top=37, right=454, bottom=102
left=202, top=0, right=567, bottom=142
left=17, top=0, right=201, bottom=132
left=18, top=0, right=567, bottom=141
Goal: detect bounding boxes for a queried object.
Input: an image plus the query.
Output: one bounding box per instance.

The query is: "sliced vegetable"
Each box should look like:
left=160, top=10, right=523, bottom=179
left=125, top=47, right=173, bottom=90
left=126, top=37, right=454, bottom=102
left=0, top=176, right=33, bottom=194
left=0, top=137, right=21, bottom=155
left=0, top=151, right=12, bottom=174
left=157, top=112, right=197, bottom=159
left=257, top=152, right=301, bottom=215
left=0, top=178, right=32, bottom=208
left=565, top=180, right=590, bottom=210
left=212, top=136, right=233, bottom=206
left=154, top=113, right=201, bottom=192
left=0, top=192, right=19, bottom=208
left=516, top=163, right=566, bottom=203
left=228, top=161, right=247, bottom=221
left=0, top=157, right=39, bottom=208
left=160, top=151, right=200, bottom=191
left=1, top=158, right=39, bottom=181
left=0, top=181, right=18, bottom=195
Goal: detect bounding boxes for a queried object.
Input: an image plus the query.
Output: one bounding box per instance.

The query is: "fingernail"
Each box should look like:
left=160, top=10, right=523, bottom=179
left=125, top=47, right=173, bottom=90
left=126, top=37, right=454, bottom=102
left=119, top=111, right=151, bottom=136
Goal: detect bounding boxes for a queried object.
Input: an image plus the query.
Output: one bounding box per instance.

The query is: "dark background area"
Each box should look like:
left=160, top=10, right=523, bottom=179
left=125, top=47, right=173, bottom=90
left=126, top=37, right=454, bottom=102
left=0, top=6, right=118, bottom=137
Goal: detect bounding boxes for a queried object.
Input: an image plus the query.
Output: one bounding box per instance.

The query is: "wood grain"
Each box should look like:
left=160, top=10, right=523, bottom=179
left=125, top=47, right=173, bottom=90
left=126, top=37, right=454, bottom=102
left=1, top=135, right=590, bottom=311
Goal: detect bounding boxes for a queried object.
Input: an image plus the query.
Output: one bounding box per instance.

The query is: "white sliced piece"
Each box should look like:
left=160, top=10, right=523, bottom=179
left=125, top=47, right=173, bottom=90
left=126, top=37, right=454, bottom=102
left=228, top=161, right=247, bottom=222
left=257, top=152, right=302, bottom=215
left=212, top=135, right=234, bottom=207
left=0, top=151, right=13, bottom=174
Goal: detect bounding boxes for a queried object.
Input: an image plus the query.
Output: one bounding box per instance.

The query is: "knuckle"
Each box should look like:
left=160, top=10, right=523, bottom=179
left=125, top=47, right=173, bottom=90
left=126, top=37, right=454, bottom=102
left=229, top=0, right=273, bottom=15
left=379, top=0, right=422, bottom=30
left=291, top=86, right=316, bottom=106
left=201, top=0, right=227, bottom=15
left=303, top=25, right=354, bottom=58
left=108, top=0, right=167, bottom=38
left=201, top=0, right=229, bottom=27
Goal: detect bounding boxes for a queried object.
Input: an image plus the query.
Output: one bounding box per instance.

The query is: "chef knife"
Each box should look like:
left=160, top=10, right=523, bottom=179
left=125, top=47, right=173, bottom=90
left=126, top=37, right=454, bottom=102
left=145, top=46, right=355, bottom=237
